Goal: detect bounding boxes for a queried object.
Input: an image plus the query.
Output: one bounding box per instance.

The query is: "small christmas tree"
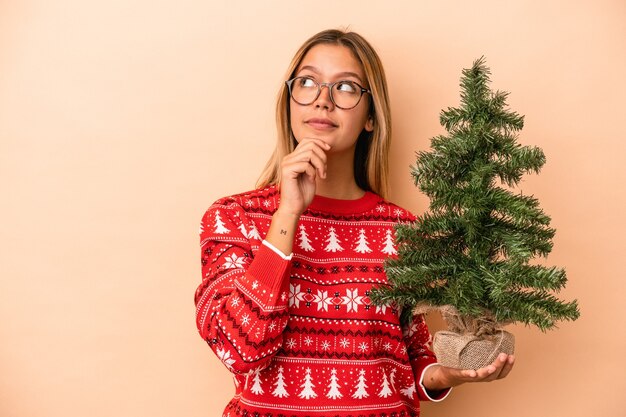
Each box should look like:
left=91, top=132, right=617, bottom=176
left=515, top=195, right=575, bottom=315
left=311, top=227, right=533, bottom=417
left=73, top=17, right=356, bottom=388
left=272, top=366, right=289, bottom=398
left=354, top=229, right=373, bottom=253
left=298, top=367, right=318, bottom=399
left=381, top=229, right=397, bottom=255
left=213, top=210, right=230, bottom=234
left=351, top=369, right=369, bottom=399
left=326, top=368, right=343, bottom=399
left=372, top=57, right=579, bottom=368
left=248, top=221, right=261, bottom=240
left=298, top=224, right=315, bottom=252
left=324, top=227, right=344, bottom=252
left=389, top=368, right=397, bottom=391
left=378, top=371, right=392, bottom=398
left=250, top=368, right=264, bottom=395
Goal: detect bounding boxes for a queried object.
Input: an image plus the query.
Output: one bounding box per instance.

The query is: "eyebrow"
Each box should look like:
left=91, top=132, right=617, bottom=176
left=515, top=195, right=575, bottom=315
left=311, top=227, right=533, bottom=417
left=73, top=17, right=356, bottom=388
left=297, top=65, right=365, bottom=84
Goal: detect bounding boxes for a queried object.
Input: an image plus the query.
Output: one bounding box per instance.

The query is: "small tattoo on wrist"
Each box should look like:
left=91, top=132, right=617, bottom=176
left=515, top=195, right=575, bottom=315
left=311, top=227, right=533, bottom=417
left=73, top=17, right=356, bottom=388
left=280, top=229, right=287, bottom=235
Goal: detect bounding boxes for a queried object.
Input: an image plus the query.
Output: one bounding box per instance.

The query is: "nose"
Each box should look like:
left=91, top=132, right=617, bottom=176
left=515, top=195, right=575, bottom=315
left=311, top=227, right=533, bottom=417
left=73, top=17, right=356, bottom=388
left=314, top=83, right=335, bottom=110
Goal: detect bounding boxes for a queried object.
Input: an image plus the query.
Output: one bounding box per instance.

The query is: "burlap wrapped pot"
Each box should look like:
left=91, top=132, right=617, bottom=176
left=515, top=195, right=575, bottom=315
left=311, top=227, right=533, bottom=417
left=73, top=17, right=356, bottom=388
left=406, top=305, right=516, bottom=370
left=433, top=329, right=515, bottom=370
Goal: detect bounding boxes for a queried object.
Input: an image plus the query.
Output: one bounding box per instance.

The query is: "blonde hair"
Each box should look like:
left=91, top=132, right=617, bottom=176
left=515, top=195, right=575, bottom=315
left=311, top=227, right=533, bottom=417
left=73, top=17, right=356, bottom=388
left=256, top=29, right=392, bottom=199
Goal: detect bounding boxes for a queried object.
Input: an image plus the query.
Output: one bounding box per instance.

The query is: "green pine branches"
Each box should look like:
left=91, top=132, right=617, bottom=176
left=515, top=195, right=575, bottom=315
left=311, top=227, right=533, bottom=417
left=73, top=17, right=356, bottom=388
left=373, top=57, right=579, bottom=331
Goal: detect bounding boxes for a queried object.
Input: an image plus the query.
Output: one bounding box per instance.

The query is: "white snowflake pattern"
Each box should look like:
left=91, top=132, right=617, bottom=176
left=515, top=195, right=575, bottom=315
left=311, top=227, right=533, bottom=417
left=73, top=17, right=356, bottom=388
left=303, top=336, right=314, bottom=346
left=316, top=290, right=333, bottom=312
left=231, top=297, right=241, bottom=307
left=216, top=347, right=236, bottom=370
left=394, top=208, right=404, bottom=216
left=376, top=205, right=385, bottom=213
left=251, top=281, right=259, bottom=290
left=241, top=314, right=251, bottom=326
left=289, top=283, right=304, bottom=308
left=245, top=199, right=254, bottom=207
left=321, top=340, right=331, bottom=351
left=400, top=346, right=408, bottom=355
left=281, top=292, right=288, bottom=302
left=285, top=338, right=297, bottom=349
left=339, top=338, right=351, bottom=348
left=383, top=342, right=392, bottom=351
left=223, top=253, right=246, bottom=269
left=268, top=322, right=277, bottom=332
left=263, top=200, right=271, bottom=208
left=342, top=289, right=365, bottom=313
left=358, top=342, right=369, bottom=353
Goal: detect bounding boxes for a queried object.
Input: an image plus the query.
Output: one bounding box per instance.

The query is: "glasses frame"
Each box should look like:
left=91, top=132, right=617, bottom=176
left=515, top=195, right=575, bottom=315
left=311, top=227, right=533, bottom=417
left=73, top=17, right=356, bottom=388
left=285, top=76, right=371, bottom=110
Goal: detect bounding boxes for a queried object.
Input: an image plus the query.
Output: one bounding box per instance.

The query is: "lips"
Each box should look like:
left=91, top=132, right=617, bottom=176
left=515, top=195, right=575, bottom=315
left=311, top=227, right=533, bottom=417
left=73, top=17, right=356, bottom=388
left=306, top=118, right=338, bottom=129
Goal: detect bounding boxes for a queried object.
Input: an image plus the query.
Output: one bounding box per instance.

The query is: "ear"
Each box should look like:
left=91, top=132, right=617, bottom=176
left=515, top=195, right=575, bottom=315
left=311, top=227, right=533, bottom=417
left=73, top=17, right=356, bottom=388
left=364, top=115, right=374, bottom=132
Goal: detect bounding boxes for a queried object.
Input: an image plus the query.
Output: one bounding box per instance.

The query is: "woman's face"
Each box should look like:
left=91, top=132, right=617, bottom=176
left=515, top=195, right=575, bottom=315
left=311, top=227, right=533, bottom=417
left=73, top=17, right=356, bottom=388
left=289, top=44, right=373, bottom=155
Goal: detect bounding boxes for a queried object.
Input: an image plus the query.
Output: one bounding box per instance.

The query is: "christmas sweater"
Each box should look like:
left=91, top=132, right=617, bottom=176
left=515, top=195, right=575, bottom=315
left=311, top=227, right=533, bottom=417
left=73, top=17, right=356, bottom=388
left=195, top=185, right=450, bottom=417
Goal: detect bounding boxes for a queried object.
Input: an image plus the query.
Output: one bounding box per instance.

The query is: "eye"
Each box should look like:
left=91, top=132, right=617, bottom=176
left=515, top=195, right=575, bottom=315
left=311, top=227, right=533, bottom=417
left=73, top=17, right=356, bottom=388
left=298, top=77, right=316, bottom=88
left=335, top=81, right=357, bottom=94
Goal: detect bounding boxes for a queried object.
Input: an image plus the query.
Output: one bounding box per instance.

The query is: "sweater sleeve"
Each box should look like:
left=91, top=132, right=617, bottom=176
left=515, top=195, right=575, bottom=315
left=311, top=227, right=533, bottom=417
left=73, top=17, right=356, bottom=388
left=194, top=200, right=292, bottom=375
left=403, top=314, right=452, bottom=402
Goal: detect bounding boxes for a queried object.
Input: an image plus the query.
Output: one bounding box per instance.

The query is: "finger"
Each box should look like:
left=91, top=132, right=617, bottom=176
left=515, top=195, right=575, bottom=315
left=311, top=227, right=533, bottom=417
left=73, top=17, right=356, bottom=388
left=449, top=368, right=480, bottom=385
left=303, top=163, right=316, bottom=180
left=477, top=354, right=509, bottom=381
left=285, top=149, right=327, bottom=179
left=474, top=364, right=498, bottom=381
left=282, top=160, right=317, bottom=180
left=490, top=353, right=511, bottom=379
left=291, top=141, right=329, bottom=165
left=288, top=150, right=326, bottom=172
left=496, top=355, right=515, bottom=380
left=460, top=369, right=478, bottom=379
left=306, top=152, right=327, bottom=179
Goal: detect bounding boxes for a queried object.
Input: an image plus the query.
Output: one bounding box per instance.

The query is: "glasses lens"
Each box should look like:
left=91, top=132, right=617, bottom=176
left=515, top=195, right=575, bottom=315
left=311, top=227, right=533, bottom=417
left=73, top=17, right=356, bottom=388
left=291, top=77, right=319, bottom=105
left=331, top=81, right=361, bottom=109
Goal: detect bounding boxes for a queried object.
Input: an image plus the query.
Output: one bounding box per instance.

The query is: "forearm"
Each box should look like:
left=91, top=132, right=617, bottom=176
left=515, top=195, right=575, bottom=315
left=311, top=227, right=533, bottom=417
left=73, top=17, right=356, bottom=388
left=265, top=210, right=301, bottom=256
left=422, top=364, right=451, bottom=391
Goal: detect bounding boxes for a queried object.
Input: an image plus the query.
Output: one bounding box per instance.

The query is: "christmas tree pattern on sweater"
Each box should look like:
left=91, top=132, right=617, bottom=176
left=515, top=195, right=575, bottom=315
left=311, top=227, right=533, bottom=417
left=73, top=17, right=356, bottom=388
left=195, top=186, right=449, bottom=417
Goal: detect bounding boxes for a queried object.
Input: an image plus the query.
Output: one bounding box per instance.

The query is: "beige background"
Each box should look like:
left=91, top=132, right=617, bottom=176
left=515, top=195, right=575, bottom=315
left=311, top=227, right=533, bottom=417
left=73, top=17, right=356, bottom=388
left=1, top=1, right=625, bottom=416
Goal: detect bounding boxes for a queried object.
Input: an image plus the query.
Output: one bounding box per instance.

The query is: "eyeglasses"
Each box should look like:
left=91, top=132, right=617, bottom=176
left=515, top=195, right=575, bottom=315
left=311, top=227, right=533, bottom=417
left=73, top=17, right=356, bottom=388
left=285, top=76, right=371, bottom=110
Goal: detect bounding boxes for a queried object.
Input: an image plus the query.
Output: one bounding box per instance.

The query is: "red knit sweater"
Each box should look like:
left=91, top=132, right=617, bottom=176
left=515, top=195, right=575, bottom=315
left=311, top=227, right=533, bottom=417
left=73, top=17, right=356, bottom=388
left=195, top=185, right=450, bottom=417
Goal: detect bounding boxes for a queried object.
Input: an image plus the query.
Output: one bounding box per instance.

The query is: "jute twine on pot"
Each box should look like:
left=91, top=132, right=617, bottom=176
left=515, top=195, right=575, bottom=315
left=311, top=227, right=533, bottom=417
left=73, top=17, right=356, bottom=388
left=415, top=304, right=515, bottom=370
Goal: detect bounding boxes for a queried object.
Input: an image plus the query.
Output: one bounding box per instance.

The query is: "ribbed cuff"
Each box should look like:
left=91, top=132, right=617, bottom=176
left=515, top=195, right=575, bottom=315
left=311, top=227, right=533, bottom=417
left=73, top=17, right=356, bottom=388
left=262, top=240, right=293, bottom=260
left=246, top=241, right=292, bottom=297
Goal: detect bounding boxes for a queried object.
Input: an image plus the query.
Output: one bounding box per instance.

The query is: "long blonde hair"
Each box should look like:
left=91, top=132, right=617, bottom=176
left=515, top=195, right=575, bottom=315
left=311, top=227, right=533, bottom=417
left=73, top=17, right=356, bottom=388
left=256, top=29, right=392, bottom=199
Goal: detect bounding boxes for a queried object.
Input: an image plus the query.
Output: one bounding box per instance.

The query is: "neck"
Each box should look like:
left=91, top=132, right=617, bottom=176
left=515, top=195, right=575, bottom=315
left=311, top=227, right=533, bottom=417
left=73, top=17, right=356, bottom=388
left=315, top=148, right=365, bottom=200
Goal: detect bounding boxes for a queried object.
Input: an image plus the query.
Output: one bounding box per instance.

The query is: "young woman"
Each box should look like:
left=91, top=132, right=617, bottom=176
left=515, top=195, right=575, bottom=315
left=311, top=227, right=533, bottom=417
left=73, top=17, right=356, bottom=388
left=195, top=29, right=514, bottom=417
